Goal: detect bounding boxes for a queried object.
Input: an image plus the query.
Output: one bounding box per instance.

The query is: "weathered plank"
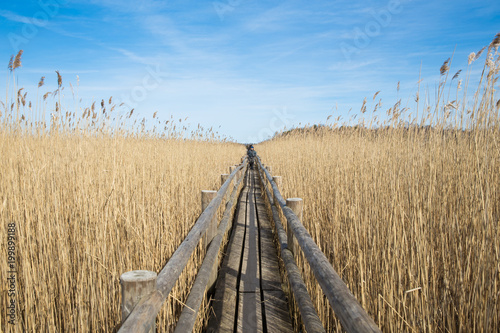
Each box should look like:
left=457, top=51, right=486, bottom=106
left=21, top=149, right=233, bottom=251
left=263, top=290, right=294, bottom=333
left=208, top=168, right=293, bottom=333
left=237, top=172, right=263, bottom=332
left=207, top=185, right=249, bottom=333
left=237, top=287, right=263, bottom=333
left=239, top=181, right=260, bottom=292
left=255, top=198, right=282, bottom=292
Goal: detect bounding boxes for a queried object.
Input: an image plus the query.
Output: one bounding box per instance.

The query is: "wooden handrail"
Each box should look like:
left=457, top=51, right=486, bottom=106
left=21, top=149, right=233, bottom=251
left=256, top=165, right=326, bottom=333
left=257, top=158, right=381, bottom=333
left=118, top=161, right=247, bottom=333
left=174, top=168, right=246, bottom=333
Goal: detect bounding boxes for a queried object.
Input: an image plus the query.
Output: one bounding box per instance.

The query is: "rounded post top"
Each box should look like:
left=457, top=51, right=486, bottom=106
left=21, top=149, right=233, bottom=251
left=120, top=270, right=157, bottom=283
left=221, top=174, right=230, bottom=186
left=202, top=190, right=217, bottom=210
left=286, top=198, right=304, bottom=219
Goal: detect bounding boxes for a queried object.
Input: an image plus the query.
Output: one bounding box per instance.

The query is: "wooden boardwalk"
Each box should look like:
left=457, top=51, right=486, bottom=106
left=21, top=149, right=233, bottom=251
left=207, top=168, right=293, bottom=333
left=118, top=161, right=380, bottom=333
left=118, top=161, right=379, bottom=333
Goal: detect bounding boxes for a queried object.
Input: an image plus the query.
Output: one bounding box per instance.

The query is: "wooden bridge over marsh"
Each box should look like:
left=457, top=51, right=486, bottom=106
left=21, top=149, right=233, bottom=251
left=117, top=158, right=381, bottom=333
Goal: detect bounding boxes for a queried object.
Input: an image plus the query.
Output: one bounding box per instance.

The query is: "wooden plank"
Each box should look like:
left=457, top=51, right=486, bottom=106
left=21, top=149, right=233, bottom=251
left=237, top=170, right=263, bottom=332
left=259, top=227, right=283, bottom=292
left=253, top=173, right=284, bottom=292
left=239, top=182, right=260, bottom=292
left=209, top=168, right=294, bottom=333
left=263, top=290, right=294, bottom=333
left=254, top=172, right=294, bottom=332
left=207, top=184, right=249, bottom=333
left=237, top=288, right=263, bottom=333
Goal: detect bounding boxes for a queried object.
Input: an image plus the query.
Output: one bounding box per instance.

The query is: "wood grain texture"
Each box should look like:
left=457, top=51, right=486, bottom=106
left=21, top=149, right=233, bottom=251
left=263, top=290, right=294, bottom=333
left=206, top=185, right=249, bottom=333
left=208, top=169, right=293, bottom=333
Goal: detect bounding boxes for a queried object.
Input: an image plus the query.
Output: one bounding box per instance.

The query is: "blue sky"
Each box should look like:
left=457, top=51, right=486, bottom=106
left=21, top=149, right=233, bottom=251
left=1, top=0, right=499, bottom=142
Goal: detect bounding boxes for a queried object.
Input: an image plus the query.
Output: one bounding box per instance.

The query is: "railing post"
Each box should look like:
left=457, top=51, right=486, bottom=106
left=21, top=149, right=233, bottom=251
left=202, top=190, right=218, bottom=247
left=221, top=174, right=231, bottom=200
left=221, top=174, right=230, bottom=186
left=229, top=165, right=237, bottom=182
left=272, top=176, right=282, bottom=204
left=120, top=270, right=157, bottom=333
left=201, top=190, right=218, bottom=293
left=238, top=164, right=244, bottom=182
left=286, top=198, right=303, bottom=256
left=272, top=175, right=282, bottom=189
left=240, top=166, right=245, bottom=181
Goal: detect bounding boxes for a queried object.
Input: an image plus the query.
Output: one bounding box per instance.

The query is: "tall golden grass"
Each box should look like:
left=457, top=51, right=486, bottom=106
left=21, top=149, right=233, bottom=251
left=258, top=35, right=500, bottom=332
left=0, top=52, right=243, bottom=332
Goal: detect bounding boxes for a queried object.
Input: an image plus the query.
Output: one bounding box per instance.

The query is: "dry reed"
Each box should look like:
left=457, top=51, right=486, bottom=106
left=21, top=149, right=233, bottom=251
left=0, top=53, right=244, bottom=332
left=258, top=36, right=500, bottom=332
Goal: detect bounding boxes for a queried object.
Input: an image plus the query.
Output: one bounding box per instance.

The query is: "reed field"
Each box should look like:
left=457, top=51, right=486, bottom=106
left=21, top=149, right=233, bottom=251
left=258, top=36, right=500, bottom=332
left=0, top=52, right=243, bottom=332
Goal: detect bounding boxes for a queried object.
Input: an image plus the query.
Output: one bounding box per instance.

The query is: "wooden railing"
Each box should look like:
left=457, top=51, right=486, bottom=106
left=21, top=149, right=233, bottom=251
left=256, top=157, right=381, bottom=333
left=118, top=160, right=247, bottom=333
left=117, top=155, right=380, bottom=333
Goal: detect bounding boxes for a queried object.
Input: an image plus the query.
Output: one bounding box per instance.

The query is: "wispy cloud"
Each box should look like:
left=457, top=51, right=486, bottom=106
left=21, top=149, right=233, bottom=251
left=106, top=47, right=159, bottom=66
left=72, top=0, right=168, bottom=13
left=328, top=59, right=382, bottom=71
left=0, top=9, right=44, bottom=26
left=23, top=68, right=100, bottom=75
left=243, top=5, right=302, bottom=32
